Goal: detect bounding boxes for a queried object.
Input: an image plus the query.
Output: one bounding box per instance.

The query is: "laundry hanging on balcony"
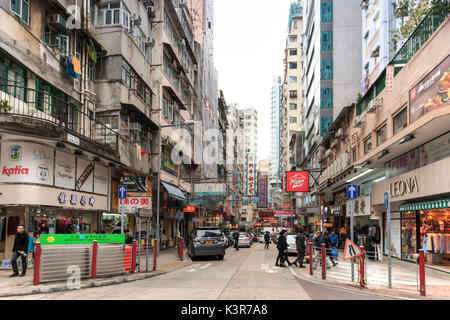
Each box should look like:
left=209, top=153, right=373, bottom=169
left=65, top=56, right=80, bottom=79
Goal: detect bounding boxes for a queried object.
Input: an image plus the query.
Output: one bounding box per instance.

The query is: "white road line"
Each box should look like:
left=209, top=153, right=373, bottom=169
left=199, top=263, right=212, bottom=270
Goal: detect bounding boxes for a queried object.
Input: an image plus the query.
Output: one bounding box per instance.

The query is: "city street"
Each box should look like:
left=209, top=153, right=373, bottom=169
left=5, top=243, right=397, bottom=300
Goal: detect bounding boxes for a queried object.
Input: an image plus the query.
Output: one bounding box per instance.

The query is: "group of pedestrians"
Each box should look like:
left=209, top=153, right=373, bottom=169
left=273, top=228, right=340, bottom=270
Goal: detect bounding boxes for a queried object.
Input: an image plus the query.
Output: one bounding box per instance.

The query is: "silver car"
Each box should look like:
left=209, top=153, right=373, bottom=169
left=237, top=233, right=251, bottom=248
left=286, top=234, right=298, bottom=255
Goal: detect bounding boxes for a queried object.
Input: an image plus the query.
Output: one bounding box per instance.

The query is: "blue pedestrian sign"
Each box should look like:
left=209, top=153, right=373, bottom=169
left=118, top=185, right=127, bottom=199
left=384, top=192, right=389, bottom=209
left=347, top=185, right=357, bottom=199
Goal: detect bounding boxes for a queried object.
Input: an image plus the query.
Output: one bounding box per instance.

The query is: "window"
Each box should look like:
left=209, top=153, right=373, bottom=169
left=376, top=124, right=387, bottom=146
left=393, top=108, right=407, bottom=134
left=289, top=90, right=297, bottom=98
left=320, top=31, right=333, bottom=51
left=289, top=76, right=297, bottom=83
left=352, top=147, right=357, bottom=163
left=320, top=88, right=333, bottom=109
left=320, top=2, right=333, bottom=23
left=289, top=35, right=297, bottom=43
left=121, top=59, right=152, bottom=105
left=11, top=0, right=29, bottom=24
left=289, top=62, right=297, bottom=69
left=97, top=2, right=129, bottom=29
left=289, top=103, right=297, bottom=110
left=60, top=35, right=69, bottom=56
left=364, top=136, right=372, bottom=154
left=293, top=21, right=298, bottom=29
left=320, top=60, right=333, bottom=79
left=290, top=117, right=297, bottom=123
left=320, top=117, right=333, bottom=137
left=289, top=49, right=297, bottom=56
left=90, top=0, right=96, bottom=26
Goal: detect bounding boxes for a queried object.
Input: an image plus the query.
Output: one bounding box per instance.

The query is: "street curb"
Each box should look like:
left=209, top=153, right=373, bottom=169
left=0, top=261, right=193, bottom=298
left=287, top=266, right=419, bottom=300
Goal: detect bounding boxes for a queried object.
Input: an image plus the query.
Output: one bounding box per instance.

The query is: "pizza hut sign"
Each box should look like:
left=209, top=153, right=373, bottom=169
left=286, top=171, right=309, bottom=192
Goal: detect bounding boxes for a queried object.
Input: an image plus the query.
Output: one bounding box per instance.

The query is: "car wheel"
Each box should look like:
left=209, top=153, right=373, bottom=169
left=191, top=256, right=197, bottom=261
left=218, top=255, right=224, bottom=260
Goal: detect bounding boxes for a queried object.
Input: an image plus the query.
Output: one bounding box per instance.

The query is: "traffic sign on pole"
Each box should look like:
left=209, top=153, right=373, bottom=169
left=343, top=239, right=363, bottom=260
left=384, top=192, right=389, bottom=209
left=118, top=185, right=127, bottom=234
left=347, top=185, right=357, bottom=199
left=118, top=185, right=127, bottom=199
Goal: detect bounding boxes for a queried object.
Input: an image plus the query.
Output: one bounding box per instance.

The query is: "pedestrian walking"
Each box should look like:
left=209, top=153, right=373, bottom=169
left=264, top=231, right=270, bottom=250
left=275, top=230, right=291, bottom=267
left=329, top=230, right=339, bottom=259
left=292, top=228, right=307, bottom=268
left=10, top=225, right=29, bottom=277
left=312, top=231, right=331, bottom=270
left=28, top=232, right=37, bottom=262
left=233, top=231, right=239, bottom=251
left=324, top=231, right=338, bottom=266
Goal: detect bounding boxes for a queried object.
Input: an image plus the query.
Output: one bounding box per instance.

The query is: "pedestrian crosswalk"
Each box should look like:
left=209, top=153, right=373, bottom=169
left=185, top=263, right=212, bottom=272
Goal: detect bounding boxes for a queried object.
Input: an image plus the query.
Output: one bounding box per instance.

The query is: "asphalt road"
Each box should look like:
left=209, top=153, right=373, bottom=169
left=4, top=242, right=399, bottom=300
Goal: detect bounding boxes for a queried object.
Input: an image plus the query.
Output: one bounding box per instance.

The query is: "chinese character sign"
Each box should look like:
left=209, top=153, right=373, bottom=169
left=247, top=154, right=256, bottom=196
left=258, top=173, right=268, bottom=208
left=385, top=66, right=394, bottom=93
left=119, top=197, right=152, bottom=213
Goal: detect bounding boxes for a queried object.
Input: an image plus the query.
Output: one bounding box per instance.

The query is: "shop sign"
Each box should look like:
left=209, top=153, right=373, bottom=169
left=286, top=171, right=309, bottom=192
left=121, top=175, right=146, bottom=192
left=390, top=176, right=419, bottom=198
left=40, top=234, right=125, bottom=245
left=346, top=195, right=371, bottom=216
left=94, top=165, right=108, bottom=195
left=257, top=173, right=268, bottom=208
left=274, top=210, right=295, bottom=217
left=385, top=149, right=419, bottom=179
left=161, top=145, right=177, bottom=175
left=194, top=183, right=227, bottom=196
left=409, top=55, right=450, bottom=124
left=119, top=197, right=152, bottom=213
left=184, top=205, right=196, bottom=213
left=0, top=142, right=54, bottom=185
left=282, top=203, right=291, bottom=208
left=55, top=151, right=75, bottom=189
left=76, top=158, right=94, bottom=192
left=419, top=131, right=450, bottom=166
left=67, top=133, right=80, bottom=146
left=247, top=154, right=256, bottom=196
left=385, top=65, right=395, bottom=93
left=58, top=192, right=96, bottom=207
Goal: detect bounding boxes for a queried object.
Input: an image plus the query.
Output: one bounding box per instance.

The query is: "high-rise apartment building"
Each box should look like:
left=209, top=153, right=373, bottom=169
left=270, top=76, right=282, bottom=184
left=280, top=1, right=304, bottom=206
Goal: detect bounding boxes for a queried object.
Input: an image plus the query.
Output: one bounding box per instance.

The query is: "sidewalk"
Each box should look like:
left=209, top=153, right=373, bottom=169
left=0, top=247, right=191, bottom=298
left=289, top=253, right=450, bottom=300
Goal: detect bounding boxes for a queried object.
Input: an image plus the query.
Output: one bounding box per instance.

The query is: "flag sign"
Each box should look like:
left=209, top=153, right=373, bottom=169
left=384, top=192, right=389, bottom=209
left=343, top=238, right=363, bottom=260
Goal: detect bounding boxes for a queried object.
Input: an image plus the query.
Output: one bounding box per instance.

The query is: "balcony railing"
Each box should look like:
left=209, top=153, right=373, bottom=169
left=0, top=85, right=118, bottom=152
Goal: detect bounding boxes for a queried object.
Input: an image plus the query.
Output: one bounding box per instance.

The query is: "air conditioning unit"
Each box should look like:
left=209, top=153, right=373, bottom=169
left=147, top=6, right=156, bottom=19
left=354, top=115, right=363, bottom=128
left=131, top=14, right=142, bottom=25
left=361, top=0, right=369, bottom=10
left=145, top=37, right=156, bottom=47
left=335, top=128, right=344, bottom=138
left=130, top=122, right=142, bottom=132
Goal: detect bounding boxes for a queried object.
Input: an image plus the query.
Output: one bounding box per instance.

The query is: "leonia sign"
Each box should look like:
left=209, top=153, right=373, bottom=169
left=286, top=171, right=309, bottom=192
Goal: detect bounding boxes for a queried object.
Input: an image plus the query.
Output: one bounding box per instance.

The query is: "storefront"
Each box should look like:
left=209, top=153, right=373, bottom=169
left=0, top=139, right=110, bottom=260
left=372, top=155, right=450, bottom=269
left=160, top=182, right=187, bottom=247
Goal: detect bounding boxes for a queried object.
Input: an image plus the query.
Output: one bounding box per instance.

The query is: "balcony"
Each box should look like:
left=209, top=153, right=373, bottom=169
left=0, top=85, right=118, bottom=152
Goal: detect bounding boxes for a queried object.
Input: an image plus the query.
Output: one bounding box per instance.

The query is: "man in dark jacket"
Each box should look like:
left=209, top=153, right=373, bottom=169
left=10, top=225, right=29, bottom=277
left=292, top=229, right=307, bottom=268
left=233, top=231, right=239, bottom=251
left=275, top=230, right=291, bottom=267
left=312, top=231, right=331, bottom=270
left=264, top=231, right=270, bottom=250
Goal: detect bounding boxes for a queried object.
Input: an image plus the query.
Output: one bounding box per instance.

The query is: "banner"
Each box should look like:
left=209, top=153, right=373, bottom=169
left=286, top=171, right=309, bottom=192
left=119, top=197, right=152, bottom=213
left=247, top=154, right=256, bottom=196
left=40, top=234, right=125, bottom=245
left=194, top=183, right=227, bottom=196
left=161, top=145, right=177, bottom=175
left=274, top=210, right=295, bottom=217
left=409, top=55, right=450, bottom=124
left=257, top=172, right=268, bottom=208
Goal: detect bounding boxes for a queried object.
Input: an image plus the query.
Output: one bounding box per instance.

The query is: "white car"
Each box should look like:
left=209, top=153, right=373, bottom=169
left=286, top=234, right=298, bottom=255
left=258, top=233, right=266, bottom=243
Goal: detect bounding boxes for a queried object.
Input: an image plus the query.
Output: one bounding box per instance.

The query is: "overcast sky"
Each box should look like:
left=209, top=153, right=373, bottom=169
left=214, top=0, right=293, bottom=162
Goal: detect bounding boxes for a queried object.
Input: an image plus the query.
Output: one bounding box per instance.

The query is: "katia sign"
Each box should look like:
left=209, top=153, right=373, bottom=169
left=286, top=171, right=309, bottom=192
left=2, top=165, right=29, bottom=176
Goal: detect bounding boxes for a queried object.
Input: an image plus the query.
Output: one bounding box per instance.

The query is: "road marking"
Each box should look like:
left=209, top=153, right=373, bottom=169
left=261, top=264, right=278, bottom=273
left=199, top=263, right=212, bottom=270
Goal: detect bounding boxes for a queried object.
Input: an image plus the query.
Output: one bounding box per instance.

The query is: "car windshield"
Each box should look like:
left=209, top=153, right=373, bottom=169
left=239, top=234, right=248, bottom=238
left=196, top=229, right=222, bottom=238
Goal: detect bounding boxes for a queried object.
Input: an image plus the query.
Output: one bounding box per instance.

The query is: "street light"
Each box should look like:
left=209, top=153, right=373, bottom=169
left=155, top=119, right=198, bottom=257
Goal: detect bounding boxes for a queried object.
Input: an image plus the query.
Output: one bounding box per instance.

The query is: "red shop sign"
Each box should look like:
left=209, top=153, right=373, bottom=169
left=286, top=171, right=309, bottom=192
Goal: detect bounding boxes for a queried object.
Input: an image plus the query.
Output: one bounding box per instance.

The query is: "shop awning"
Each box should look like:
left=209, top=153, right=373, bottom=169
left=161, top=182, right=186, bottom=201
left=399, top=198, right=450, bottom=212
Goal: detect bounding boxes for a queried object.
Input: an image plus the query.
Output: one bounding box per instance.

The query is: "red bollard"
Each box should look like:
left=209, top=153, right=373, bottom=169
left=321, top=243, right=326, bottom=280
left=91, top=240, right=98, bottom=279
left=153, top=239, right=158, bottom=271
left=359, top=246, right=365, bottom=287
left=33, top=243, right=41, bottom=286
left=131, top=240, right=137, bottom=274
left=419, top=249, right=426, bottom=296
left=309, top=241, right=313, bottom=275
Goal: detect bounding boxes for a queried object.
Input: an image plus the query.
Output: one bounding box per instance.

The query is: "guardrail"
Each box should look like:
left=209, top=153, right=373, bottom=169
left=0, top=84, right=118, bottom=152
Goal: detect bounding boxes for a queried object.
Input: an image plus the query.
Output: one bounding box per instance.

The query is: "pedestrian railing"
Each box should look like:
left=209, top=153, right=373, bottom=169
left=303, top=241, right=428, bottom=295
left=33, top=240, right=159, bottom=286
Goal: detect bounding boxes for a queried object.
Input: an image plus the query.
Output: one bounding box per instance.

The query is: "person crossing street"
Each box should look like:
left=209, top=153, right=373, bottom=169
left=292, top=228, right=307, bottom=268
left=264, top=231, right=271, bottom=250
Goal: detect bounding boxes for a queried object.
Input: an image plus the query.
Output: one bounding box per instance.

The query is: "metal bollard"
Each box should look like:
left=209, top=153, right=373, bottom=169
left=91, top=240, right=98, bottom=280
left=131, top=240, right=137, bottom=274
left=309, top=241, right=313, bottom=275
left=419, top=249, right=426, bottom=296
left=33, top=243, right=41, bottom=286
left=153, top=239, right=158, bottom=271
left=321, top=243, right=326, bottom=280
left=359, top=246, right=365, bottom=287
left=180, top=238, right=184, bottom=261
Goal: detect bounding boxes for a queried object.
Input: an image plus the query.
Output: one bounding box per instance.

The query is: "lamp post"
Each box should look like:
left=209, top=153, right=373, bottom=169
left=155, top=120, right=197, bottom=257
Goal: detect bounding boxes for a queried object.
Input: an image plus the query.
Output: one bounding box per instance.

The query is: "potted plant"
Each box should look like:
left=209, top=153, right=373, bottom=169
left=0, top=100, right=13, bottom=113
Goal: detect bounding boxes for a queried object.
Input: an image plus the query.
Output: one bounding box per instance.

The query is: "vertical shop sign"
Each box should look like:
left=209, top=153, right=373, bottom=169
left=247, top=154, right=256, bottom=196
left=258, top=172, right=268, bottom=208
left=76, top=159, right=94, bottom=192
left=385, top=66, right=394, bottom=93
